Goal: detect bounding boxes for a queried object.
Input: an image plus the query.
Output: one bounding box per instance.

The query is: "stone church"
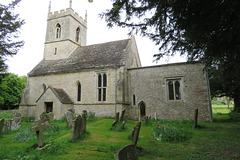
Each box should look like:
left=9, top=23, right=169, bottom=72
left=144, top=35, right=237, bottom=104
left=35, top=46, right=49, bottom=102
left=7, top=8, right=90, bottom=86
left=19, top=2, right=212, bottom=121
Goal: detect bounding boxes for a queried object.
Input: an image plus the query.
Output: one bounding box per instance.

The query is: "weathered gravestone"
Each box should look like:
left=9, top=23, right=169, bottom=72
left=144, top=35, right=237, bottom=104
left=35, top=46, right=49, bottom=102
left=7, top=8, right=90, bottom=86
left=82, top=110, right=87, bottom=116
left=71, top=114, right=82, bottom=139
left=154, top=112, right=157, bottom=120
left=40, top=112, right=54, bottom=129
left=31, top=120, right=48, bottom=148
left=121, top=121, right=126, bottom=130
left=112, top=112, right=120, bottom=127
left=129, top=127, right=136, bottom=140
left=0, top=118, right=4, bottom=135
left=132, top=122, right=141, bottom=146
left=11, top=113, right=22, bottom=130
left=81, top=112, right=87, bottom=134
left=65, top=110, right=75, bottom=128
left=194, top=109, right=198, bottom=128
left=114, top=144, right=138, bottom=160
left=3, top=112, right=22, bottom=131
left=120, top=109, right=126, bottom=122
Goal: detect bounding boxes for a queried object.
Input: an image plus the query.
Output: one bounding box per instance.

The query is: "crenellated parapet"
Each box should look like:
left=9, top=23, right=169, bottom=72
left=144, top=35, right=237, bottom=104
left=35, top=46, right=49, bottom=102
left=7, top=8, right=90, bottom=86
left=48, top=8, right=87, bottom=27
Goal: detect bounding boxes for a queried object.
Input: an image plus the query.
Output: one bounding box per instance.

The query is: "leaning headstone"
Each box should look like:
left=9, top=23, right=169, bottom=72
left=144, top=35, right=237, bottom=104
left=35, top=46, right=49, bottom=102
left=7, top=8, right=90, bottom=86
left=82, top=110, right=87, bottom=116
left=81, top=112, right=87, bottom=134
left=0, top=118, right=4, bottom=135
left=71, top=114, right=82, bottom=139
left=129, top=127, right=136, bottom=140
left=120, top=109, right=126, bottom=122
left=114, top=144, right=138, bottom=160
left=132, top=122, right=141, bottom=146
left=121, top=121, right=126, bottom=129
left=40, top=112, right=54, bottom=123
left=112, top=120, right=117, bottom=127
left=3, top=119, right=11, bottom=131
left=31, top=120, right=47, bottom=148
left=65, top=110, right=75, bottom=128
left=115, top=112, right=120, bottom=123
left=10, top=112, right=22, bottom=130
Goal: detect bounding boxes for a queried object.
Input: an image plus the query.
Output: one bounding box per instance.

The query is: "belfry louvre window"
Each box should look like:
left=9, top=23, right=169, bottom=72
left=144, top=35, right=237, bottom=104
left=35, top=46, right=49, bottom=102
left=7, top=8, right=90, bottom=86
left=167, top=79, right=181, bottom=100
left=97, top=73, right=107, bottom=101
left=56, top=23, right=61, bottom=39
left=76, top=27, right=80, bottom=42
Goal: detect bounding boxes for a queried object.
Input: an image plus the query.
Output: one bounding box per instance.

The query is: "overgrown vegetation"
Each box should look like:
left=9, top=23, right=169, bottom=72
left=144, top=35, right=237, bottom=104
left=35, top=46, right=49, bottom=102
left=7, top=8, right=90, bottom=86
left=0, top=105, right=240, bottom=159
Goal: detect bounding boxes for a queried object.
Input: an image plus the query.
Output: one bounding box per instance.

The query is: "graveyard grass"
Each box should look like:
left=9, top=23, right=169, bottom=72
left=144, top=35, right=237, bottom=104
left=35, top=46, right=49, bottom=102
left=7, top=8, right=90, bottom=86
left=0, top=105, right=240, bottom=160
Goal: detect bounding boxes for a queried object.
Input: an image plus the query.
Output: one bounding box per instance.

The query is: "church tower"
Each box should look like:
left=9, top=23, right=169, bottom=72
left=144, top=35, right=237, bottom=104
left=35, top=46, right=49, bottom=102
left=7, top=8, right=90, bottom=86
left=43, top=0, right=87, bottom=60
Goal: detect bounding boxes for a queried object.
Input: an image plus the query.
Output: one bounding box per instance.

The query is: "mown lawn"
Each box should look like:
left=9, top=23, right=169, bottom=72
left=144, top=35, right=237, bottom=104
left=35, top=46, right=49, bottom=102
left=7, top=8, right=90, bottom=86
left=0, top=105, right=240, bottom=160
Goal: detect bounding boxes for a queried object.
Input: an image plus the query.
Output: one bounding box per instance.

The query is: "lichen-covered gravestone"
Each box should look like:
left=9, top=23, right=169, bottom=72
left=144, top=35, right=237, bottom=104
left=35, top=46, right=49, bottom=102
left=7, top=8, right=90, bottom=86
left=114, top=144, right=138, bottom=160
left=31, top=120, right=48, bottom=148
left=65, top=110, right=75, bottom=128
left=40, top=112, right=54, bottom=129
left=11, top=113, right=22, bottom=130
left=0, top=118, right=4, bottom=135
left=81, top=112, right=87, bottom=134
left=70, top=114, right=82, bottom=139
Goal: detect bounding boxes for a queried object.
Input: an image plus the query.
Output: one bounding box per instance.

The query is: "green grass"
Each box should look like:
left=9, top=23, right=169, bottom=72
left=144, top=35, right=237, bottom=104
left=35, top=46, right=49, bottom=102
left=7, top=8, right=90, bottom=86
left=0, top=107, right=240, bottom=160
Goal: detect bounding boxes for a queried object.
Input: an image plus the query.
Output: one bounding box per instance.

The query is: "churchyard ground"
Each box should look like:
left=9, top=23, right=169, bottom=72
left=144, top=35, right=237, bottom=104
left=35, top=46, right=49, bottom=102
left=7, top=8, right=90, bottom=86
left=0, top=104, right=239, bottom=160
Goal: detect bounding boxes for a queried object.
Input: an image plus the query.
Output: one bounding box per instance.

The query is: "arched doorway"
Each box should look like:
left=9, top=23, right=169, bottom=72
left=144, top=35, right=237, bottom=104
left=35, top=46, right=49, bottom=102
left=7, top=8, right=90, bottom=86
left=139, top=101, right=146, bottom=120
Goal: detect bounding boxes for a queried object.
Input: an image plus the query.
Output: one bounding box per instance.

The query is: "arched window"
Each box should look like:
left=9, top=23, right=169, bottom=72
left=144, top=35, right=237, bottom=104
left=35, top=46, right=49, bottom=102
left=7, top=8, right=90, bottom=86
left=175, top=81, right=181, bottom=100
left=103, top=74, right=107, bottom=87
left=168, top=81, right=174, bottom=100
left=75, top=27, right=80, bottom=42
left=77, top=82, right=81, bottom=101
left=133, top=94, right=136, bottom=105
left=56, top=23, right=61, bottom=39
left=98, top=74, right=102, bottom=87
left=167, top=79, right=182, bottom=100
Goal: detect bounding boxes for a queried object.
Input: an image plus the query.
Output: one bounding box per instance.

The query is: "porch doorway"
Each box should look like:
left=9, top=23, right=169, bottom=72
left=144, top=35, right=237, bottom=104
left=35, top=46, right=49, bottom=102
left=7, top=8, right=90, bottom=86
left=45, top=102, right=53, bottom=113
left=139, top=101, right=146, bottom=120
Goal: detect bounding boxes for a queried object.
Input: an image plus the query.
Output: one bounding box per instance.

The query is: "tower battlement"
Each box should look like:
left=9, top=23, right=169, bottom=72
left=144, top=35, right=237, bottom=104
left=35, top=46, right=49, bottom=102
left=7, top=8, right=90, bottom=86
left=48, top=8, right=87, bottom=27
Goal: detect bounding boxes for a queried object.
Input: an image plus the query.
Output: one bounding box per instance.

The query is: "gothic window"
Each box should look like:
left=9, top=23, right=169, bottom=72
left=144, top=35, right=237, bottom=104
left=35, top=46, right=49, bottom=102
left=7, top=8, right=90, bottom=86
left=77, top=82, right=81, bottom=101
left=56, top=23, right=61, bottom=39
left=75, top=27, right=80, bottom=42
left=167, top=79, right=182, bottom=101
left=97, top=73, right=107, bottom=102
left=133, top=95, right=136, bottom=105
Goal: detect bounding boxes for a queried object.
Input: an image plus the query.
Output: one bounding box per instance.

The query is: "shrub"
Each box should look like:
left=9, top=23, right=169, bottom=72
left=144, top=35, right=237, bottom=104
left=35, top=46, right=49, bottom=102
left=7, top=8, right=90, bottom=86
left=152, top=121, right=192, bottom=143
left=229, top=110, right=240, bottom=122
left=88, top=111, right=95, bottom=120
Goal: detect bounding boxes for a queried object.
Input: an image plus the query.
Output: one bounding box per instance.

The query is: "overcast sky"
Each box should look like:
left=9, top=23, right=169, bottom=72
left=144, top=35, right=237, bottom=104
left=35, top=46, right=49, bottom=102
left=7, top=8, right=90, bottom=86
left=3, top=0, right=186, bottom=76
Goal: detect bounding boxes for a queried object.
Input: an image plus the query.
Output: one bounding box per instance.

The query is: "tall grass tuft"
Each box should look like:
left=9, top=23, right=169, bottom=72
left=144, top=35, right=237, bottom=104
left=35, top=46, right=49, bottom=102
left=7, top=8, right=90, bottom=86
left=152, top=120, right=193, bottom=143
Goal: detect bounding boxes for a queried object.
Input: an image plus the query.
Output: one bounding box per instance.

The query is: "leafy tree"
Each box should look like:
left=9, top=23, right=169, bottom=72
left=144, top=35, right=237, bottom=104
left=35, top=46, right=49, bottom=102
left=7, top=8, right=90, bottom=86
left=0, top=0, right=24, bottom=80
left=0, top=73, right=27, bottom=110
left=101, top=0, right=240, bottom=112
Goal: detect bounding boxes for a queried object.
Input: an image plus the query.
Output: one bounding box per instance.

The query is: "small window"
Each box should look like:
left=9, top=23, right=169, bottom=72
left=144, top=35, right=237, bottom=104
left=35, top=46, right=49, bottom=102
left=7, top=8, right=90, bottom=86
left=45, top=102, right=53, bottom=113
left=76, top=27, right=80, bottom=42
left=168, top=81, right=174, bottom=100
left=77, top=83, right=81, bottom=101
left=98, top=74, right=102, bottom=87
left=98, top=89, right=101, bottom=101
left=54, top=48, right=57, bottom=55
left=56, top=23, right=61, bottom=39
left=133, top=95, right=136, bottom=105
left=175, top=81, right=181, bottom=100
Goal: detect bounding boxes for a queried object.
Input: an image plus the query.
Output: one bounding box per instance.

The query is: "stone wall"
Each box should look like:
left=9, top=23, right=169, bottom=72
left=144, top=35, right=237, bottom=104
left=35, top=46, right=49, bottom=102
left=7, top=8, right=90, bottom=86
left=127, top=62, right=212, bottom=121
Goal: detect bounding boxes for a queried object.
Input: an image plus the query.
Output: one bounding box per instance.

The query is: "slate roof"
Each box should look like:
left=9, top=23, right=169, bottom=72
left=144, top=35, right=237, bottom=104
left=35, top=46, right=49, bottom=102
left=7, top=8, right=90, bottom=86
left=36, top=86, right=73, bottom=104
left=29, top=38, right=131, bottom=76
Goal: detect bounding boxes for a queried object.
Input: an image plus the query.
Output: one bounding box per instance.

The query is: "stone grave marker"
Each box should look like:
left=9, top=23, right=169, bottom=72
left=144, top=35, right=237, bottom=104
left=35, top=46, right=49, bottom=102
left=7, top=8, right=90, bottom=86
left=144, top=116, right=149, bottom=124
left=115, top=112, right=120, bottom=123
left=114, top=144, right=138, bottom=160
left=129, top=127, right=136, bottom=140
left=154, top=112, right=157, bottom=120
left=82, top=110, right=87, bottom=116
left=71, top=114, right=82, bottom=139
left=112, top=120, right=117, bottom=127
left=121, top=121, right=126, bottom=129
left=65, top=110, right=75, bottom=128
left=11, top=112, right=22, bottom=130
left=68, top=109, right=75, bottom=114
left=194, top=109, right=198, bottom=128
left=40, top=112, right=54, bottom=129
left=132, top=122, right=141, bottom=146
left=0, top=118, right=4, bottom=135
left=31, top=120, right=48, bottom=148
left=120, top=109, right=126, bottom=122
left=81, top=112, right=87, bottom=134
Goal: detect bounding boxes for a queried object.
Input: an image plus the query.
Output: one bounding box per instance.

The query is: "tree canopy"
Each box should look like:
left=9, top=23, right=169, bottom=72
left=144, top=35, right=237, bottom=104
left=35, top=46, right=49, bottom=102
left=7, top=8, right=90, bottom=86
left=0, top=73, right=26, bottom=110
left=101, top=0, right=240, bottom=112
left=0, top=0, right=24, bottom=78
